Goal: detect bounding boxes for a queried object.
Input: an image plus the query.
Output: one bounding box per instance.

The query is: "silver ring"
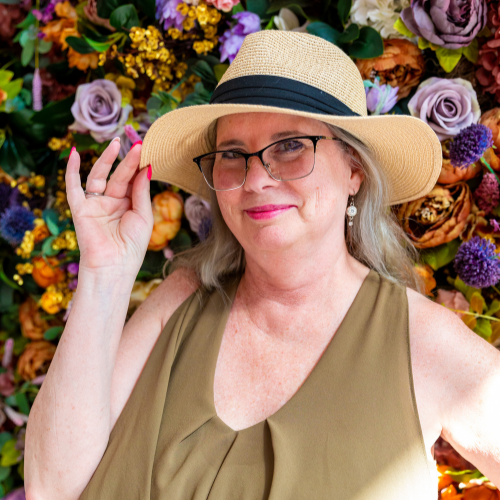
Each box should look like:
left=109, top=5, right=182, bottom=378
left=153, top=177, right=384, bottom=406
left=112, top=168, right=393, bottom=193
left=84, top=190, right=104, bottom=197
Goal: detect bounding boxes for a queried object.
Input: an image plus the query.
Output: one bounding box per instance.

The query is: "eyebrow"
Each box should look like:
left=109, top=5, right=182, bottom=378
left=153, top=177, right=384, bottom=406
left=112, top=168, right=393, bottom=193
left=216, top=130, right=306, bottom=150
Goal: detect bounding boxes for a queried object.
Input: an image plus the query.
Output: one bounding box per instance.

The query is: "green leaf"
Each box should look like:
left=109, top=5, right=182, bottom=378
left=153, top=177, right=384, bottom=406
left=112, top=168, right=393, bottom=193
left=474, top=318, right=492, bottom=341
left=44, top=325, right=64, bottom=341
left=265, top=17, right=274, bottom=29
left=232, top=2, right=244, bottom=13
left=420, top=239, right=461, bottom=271
left=337, top=0, right=351, bottom=26
left=0, top=70, right=14, bottom=87
left=0, top=434, right=11, bottom=453
left=81, top=36, right=114, bottom=53
left=110, top=4, right=140, bottom=30
left=43, top=208, right=62, bottom=236
left=0, top=440, right=21, bottom=467
left=266, top=0, right=308, bottom=13
left=486, top=299, right=500, bottom=317
left=41, top=235, right=59, bottom=256
left=66, top=36, right=95, bottom=54
left=20, top=40, right=35, bottom=66
left=169, top=229, right=192, bottom=253
left=16, top=11, right=35, bottom=29
left=435, top=46, right=463, bottom=72
left=469, top=291, right=486, bottom=315
left=418, top=37, right=431, bottom=50
left=393, top=17, right=415, bottom=38
left=449, top=275, right=481, bottom=302
left=213, top=63, right=229, bottom=82
left=31, top=94, right=75, bottom=125
left=0, top=466, right=10, bottom=482
left=463, top=39, right=479, bottom=64
left=337, top=23, right=359, bottom=44
left=306, top=21, right=341, bottom=45
left=2, top=79, right=22, bottom=100
left=15, top=393, right=30, bottom=416
left=349, top=26, right=384, bottom=59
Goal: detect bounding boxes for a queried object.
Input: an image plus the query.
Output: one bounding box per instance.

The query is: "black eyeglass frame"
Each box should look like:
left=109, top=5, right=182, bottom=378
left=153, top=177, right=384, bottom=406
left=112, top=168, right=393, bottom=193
left=192, top=135, right=342, bottom=192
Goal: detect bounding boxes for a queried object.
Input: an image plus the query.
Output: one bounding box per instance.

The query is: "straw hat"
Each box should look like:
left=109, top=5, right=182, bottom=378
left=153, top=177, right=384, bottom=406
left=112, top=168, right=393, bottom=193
left=139, top=30, right=442, bottom=206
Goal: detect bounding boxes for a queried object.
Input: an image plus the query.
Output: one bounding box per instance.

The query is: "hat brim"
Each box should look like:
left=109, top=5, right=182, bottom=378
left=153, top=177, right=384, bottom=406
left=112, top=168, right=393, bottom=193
left=140, top=103, right=442, bottom=206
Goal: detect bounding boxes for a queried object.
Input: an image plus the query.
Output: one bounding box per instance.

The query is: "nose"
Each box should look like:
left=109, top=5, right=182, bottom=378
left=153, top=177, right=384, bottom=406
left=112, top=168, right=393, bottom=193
left=243, top=155, right=279, bottom=193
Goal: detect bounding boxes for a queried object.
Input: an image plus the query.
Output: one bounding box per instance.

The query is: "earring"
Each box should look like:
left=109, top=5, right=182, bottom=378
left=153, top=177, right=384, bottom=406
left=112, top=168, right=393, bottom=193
left=346, top=196, right=357, bottom=227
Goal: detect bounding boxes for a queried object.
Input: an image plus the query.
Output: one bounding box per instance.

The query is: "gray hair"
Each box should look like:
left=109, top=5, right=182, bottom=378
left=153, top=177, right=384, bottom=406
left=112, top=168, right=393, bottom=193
left=169, top=118, right=426, bottom=295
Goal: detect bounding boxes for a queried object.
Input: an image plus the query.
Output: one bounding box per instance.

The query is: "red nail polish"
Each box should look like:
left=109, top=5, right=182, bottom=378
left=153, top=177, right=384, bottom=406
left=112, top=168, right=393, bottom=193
left=130, top=140, right=142, bottom=151
left=69, top=147, right=76, bottom=160
left=147, top=164, right=152, bottom=181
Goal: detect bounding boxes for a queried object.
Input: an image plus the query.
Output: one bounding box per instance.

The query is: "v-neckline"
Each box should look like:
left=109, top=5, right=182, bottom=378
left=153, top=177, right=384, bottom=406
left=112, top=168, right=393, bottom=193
left=210, top=268, right=377, bottom=434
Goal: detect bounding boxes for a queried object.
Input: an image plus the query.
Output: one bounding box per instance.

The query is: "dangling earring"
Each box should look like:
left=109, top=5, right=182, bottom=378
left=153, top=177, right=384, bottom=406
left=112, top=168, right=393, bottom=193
left=346, top=195, right=357, bottom=227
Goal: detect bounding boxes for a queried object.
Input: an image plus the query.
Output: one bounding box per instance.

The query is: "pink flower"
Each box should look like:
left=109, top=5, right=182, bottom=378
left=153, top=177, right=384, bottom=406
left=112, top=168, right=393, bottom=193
left=0, top=369, right=15, bottom=397
left=474, top=173, right=500, bottom=214
left=205, top=0, right=239, bottom=12
left=435, top=289, right=470, bottom=319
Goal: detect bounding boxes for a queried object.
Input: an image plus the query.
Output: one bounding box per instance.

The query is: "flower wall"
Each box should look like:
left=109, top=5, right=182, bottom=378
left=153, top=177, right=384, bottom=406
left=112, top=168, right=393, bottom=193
left=0, top=0, right=500, bottom=497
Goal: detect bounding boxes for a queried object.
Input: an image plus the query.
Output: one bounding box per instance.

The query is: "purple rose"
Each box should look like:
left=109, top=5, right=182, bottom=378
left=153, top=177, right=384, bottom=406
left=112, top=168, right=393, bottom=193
left=184, top=195, right=212, bottom=240
left=220, top=11, right=261, bottom=63
left=408, top=77, right=480, bottom=140
left=69, top=79, right=132, bottom=143
left=401, top=0, right=487, bottom=50
left=364, top=78, right=399, bottom=115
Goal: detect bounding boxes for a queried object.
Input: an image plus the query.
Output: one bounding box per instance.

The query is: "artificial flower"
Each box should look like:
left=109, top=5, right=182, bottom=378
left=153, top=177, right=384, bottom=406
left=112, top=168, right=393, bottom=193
left=401, top=0, right=487, bottom=49
left=69, top=79, right=133, bottom=143
left=364, top=77, right=399, bottom=114
left=475, top=173, right=500, bottom=214
left=31, top=256, right=65, bottom=288
left=433, top=436, right=476, bottom=470
left=205, top=0, right=240, bottom=12
left=396, top=182, right=473, bottom=248
left=219, top=11, right=260, bottom=63
left=17, top=340, right=56, bottom=381
left=19, top=297, right=50, bottom=340
left=355, top=39, right=424, bottom=99
left=273, top=7, right=310, bottom=32
left=148, top=191, right=184, bottom=251
left=454, top=235, right=500, bottom=288
left=408, top=77, right=481, bottom=141
left=350, top=0, right=411, bottom=39
left=2, top=487, right=26, bottom=500
left=449, top=124, right=494, bottom=167
left=184, top=195, right=212, bottom=240
left=477, top=15, right=500, bottom=100
left=438, top=140, right=483, bottom=185
left=105, top=73, right=136, bottom=106
left=0, top=206, right=34, bottom=245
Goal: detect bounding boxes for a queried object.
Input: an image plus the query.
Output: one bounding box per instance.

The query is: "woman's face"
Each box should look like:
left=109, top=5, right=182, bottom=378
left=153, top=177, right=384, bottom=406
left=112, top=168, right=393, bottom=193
left=215, top=112, right=364, bottom=257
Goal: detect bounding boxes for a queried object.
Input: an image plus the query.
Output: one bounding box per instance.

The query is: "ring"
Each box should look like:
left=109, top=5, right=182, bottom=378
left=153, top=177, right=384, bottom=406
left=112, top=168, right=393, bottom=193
left=84, top=190, right=104, bottom=197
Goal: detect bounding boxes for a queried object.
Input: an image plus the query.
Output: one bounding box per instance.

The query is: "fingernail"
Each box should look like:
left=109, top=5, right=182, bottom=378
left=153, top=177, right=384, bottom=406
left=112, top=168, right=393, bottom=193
left=130, top=140, right=142, bottom=151
left=69, top=147, right=76, bottom=160
left=147, top=164, right=152, bottom=181
left=110, top=136, right=121, bottom=145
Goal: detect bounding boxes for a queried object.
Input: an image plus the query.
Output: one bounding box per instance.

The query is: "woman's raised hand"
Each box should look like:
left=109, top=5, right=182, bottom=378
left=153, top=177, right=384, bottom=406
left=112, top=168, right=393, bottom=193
left=65, top=138, right=154, bottom=279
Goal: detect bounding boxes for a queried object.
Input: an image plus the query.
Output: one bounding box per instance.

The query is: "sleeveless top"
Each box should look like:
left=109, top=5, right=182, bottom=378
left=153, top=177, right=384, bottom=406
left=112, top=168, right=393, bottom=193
left=80, top=268, right=439, bottom=500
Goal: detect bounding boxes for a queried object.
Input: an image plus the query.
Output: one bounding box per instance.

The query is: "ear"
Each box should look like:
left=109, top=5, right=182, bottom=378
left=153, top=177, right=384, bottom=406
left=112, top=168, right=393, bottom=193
left=347, top=147, right=365, bottom=194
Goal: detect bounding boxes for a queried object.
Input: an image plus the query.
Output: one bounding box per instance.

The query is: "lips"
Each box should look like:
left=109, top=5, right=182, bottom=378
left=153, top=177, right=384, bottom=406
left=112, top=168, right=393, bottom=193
left=244, top=204, right=296, bottom=220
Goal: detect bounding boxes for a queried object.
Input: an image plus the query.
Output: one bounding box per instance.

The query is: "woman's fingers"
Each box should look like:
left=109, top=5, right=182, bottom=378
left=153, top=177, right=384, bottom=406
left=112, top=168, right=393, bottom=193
left=85, top=137, right=122, bottom=194
left=131, top=163, right=153, bottom=226
left=104, top=142, right=142, bottom=199
left=65, top=148, right=86, bottom=213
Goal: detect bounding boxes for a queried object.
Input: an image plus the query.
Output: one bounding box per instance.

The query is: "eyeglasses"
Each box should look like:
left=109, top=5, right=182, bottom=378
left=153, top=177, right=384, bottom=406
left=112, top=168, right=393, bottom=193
left=193, top=135, right=341, bottom=191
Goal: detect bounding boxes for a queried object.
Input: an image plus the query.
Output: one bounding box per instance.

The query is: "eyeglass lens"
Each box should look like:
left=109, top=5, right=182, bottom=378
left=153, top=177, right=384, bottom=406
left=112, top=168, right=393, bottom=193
left=199, top=137, right=316, bottom=191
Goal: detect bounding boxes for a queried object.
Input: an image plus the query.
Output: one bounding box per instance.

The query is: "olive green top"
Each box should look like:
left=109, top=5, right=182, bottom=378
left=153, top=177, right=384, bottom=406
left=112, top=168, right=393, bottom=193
left=80, top=268, right=438, bottom=499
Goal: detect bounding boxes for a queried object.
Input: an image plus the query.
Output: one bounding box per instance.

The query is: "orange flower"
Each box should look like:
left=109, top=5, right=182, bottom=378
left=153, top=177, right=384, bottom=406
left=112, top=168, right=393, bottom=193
left=480, top=108, right=500, bottom=150
left=441, top=484, right=464, bottom=499
left=414, top=264, right=436, bottom=296
left=438, top=140, right=482, bottom=185
left=355, top=39, right=425, bottom=99
left=17, top=340, right=56, bottom=381
left=32, top=256, right=65, bottom=288
left=463, top=485, right=500, bottom=499
left=68, top=47, right=99, bottom=71
left=437, top=464, right=455, bottom=491
left=148, top=191, right=184, bottom=251
left=32, top=222, right=50, bottom=243
left=395, top=183, right=472, bottom=249
left=0, top=88, right=7, bottom=106
left=41, top=1, right=77, bottom=48
left=19, top=297, right=49, bottom=340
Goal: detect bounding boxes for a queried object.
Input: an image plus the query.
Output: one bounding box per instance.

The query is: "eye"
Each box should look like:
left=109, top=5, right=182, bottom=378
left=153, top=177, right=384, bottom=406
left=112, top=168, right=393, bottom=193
left=221, top=150, right=244, bottom=159
left=275, top=139, right=305, bottom=153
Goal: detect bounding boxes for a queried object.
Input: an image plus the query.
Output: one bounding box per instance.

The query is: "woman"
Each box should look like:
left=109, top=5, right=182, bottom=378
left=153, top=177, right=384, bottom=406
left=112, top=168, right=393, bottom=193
left=25, top=31, right=500, bottom=499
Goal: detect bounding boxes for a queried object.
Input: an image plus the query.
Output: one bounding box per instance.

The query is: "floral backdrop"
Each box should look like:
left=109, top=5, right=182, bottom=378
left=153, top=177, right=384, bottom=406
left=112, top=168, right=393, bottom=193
left=0, top=0, right=500, bottom=496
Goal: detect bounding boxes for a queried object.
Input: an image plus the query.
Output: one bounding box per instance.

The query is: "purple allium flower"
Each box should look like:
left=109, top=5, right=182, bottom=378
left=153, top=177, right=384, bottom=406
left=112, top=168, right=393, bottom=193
left=364, top=78, right=399, bottom=115
left=219, top=11, right=261, bottom=63
left=474, top=173, right=500, bottom=214
left=33, top=68, right=43, bottom=112
left=449, top=124, right=494, bottom=168
left=0, top=206, right=35, bottom=246
left=156, top=0, right=186, bottom=31
left=453, top=236, right=500, bottom=288
left=67, top=262, right=79, bottom=275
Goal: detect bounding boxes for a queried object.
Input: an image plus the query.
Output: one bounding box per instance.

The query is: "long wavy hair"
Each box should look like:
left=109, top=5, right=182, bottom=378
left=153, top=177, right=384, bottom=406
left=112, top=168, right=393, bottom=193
left=169, top=117, right=425, bottom=295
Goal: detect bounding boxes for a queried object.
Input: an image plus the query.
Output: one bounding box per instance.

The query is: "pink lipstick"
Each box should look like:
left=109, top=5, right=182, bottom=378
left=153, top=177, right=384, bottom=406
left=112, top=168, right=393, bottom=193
left=244, top=204, right=295, bottom=220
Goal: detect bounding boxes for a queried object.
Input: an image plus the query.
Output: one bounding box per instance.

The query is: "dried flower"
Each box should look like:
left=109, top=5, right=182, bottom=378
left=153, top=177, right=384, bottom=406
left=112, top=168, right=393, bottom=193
left=129, top=278, right=163, bottom=312
left=454, top=236, right=500, bottom=288
left=364, top=77, right=399, bottom=114
left=19, top=297, right=50, bottom=340
left=449, top=124, right=494, bottom=168
left=438, top=139, right=483, bottom=185
left=408, top=77, right=481, bottom=141
left=0, top=206, right=35, bottom=246
left=355, top=39, right=424, bottom=99
left=149, top=191, right=184, bottom=251
left=17, top=340, right=56, bottom=381
left=474, top=173, right=500, bottom=214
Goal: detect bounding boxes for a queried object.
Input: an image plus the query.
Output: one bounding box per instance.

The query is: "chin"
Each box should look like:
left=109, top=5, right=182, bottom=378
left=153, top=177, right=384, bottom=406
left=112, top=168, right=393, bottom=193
left=244, top=224, right=296, bottom=252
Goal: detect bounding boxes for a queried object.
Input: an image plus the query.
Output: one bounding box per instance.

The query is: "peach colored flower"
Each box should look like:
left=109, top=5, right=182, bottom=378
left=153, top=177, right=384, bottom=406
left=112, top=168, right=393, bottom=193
left=414, top=264, right=436, bottom=296
left=32, top=256, right=65, bottom=288
left=205, top=0, right=239, bottom=12
left=435, top=289, right=469, bottom=319
left=438, top=140, right=482, bottom=185
left=17, top=340, right=56, bottom=381
left=19, top=297, right=49, bottom=340
left=67, top=48, right=99, bottom=71
left=148, top=191, right=184, bottom=251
